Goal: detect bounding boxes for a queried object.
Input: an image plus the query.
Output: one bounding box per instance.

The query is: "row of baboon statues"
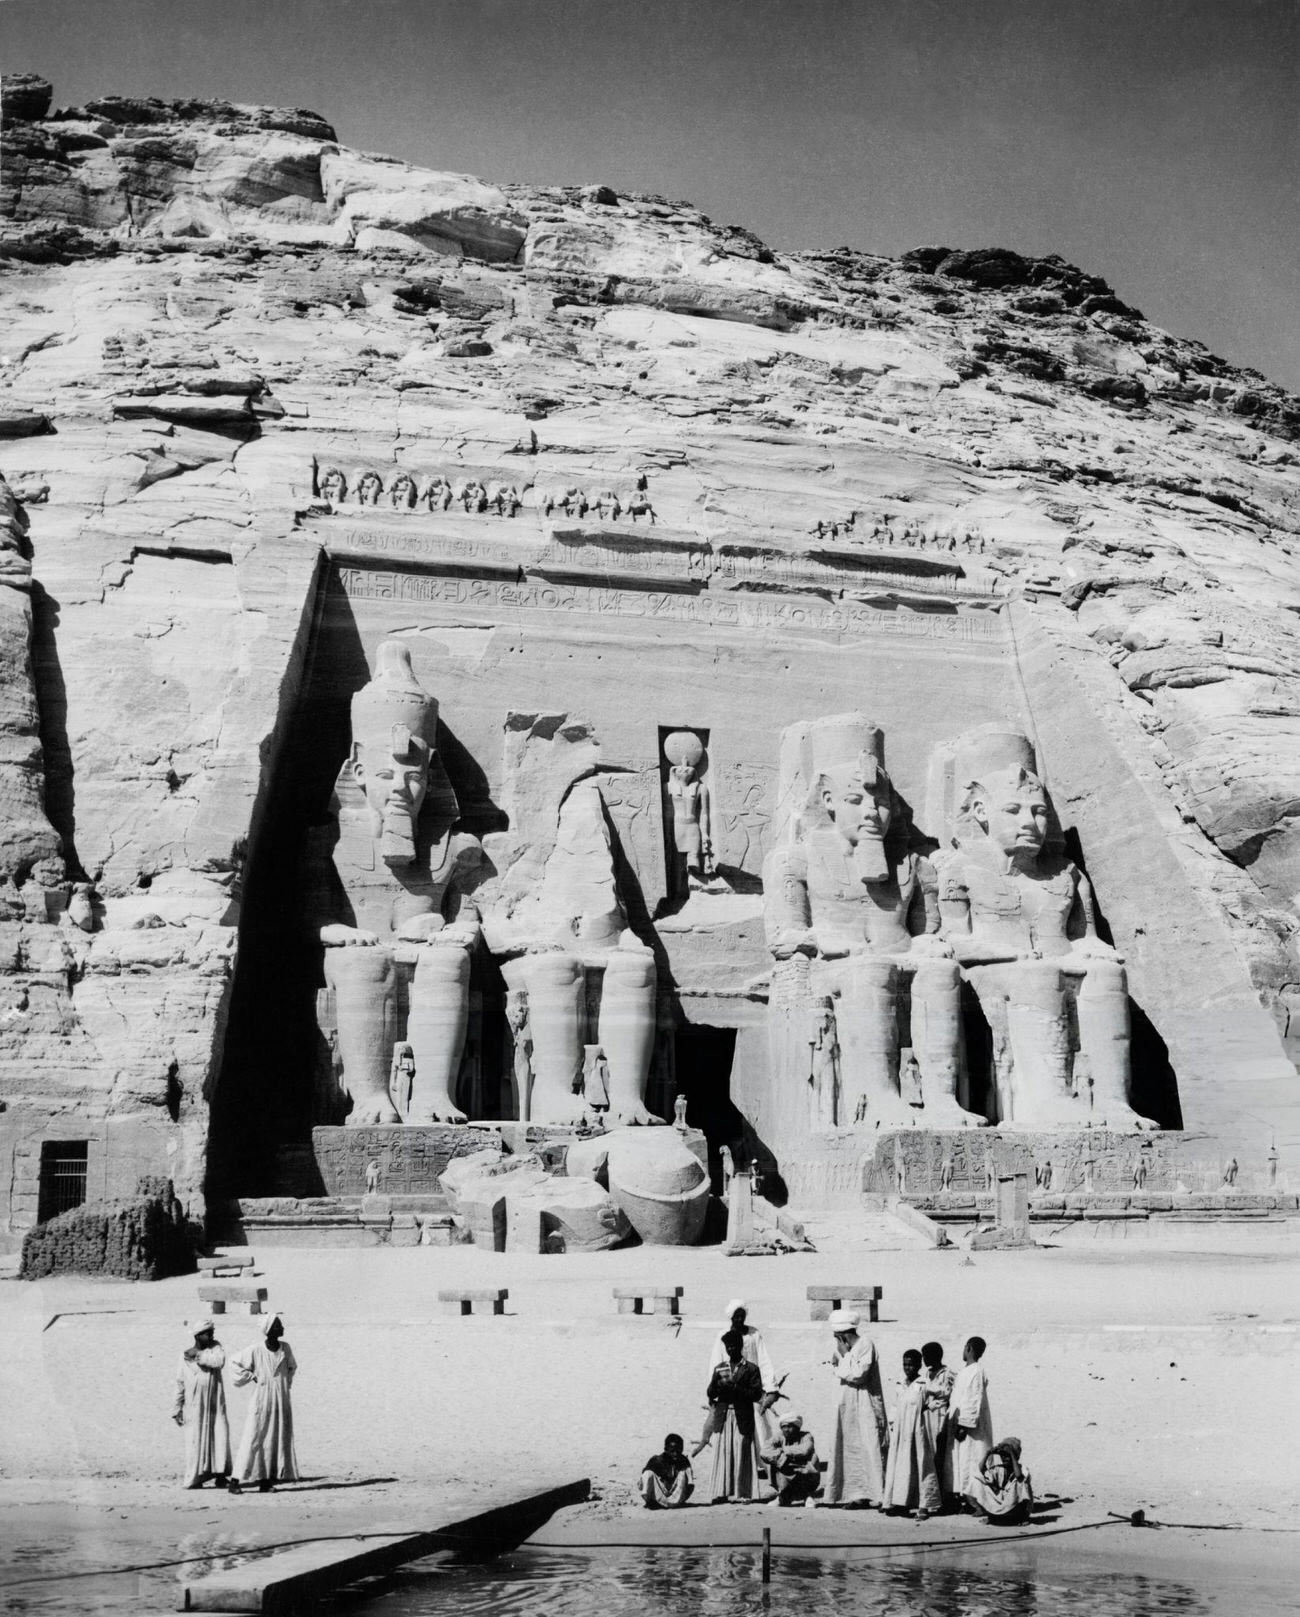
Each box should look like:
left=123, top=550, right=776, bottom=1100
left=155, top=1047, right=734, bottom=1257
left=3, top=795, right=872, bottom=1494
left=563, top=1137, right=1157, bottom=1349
left=315, top=467, right=656, bottom=522
left=309, top=641, right=1155, bottom=1136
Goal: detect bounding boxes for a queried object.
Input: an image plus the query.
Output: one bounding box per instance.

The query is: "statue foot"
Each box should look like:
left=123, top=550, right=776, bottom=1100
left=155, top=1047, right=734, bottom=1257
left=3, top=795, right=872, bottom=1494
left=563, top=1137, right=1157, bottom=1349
left=850, top=1097, right=927, bottom=1130
left=347, top=1100, right=401, bottom=1127
left=919, top=1097, right=988, bottom=1128
left=1092, top=1105, right=1159, bottom=1131
left=531, top=1093, right=596, bottom=1127
left=408, top=1096, right=468, bottom=1125
left=608, top=1101, right=667, bottom=1127
left=1000, top=1095, right=1089, bottom=1129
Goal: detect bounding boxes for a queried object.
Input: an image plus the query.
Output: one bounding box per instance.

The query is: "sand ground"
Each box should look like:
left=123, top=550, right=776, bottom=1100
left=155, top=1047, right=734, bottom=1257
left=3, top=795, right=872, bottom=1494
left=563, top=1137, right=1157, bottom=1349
left=1, top=1211, right=1297, bottom=1612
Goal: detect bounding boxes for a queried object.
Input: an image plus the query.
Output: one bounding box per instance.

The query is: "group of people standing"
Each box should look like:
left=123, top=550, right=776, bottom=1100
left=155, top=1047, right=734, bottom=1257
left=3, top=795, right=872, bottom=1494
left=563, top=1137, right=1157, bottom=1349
left=639, top=1301, right=1033, bottom=1523
left=172, top=1313, right=299, bottom=1493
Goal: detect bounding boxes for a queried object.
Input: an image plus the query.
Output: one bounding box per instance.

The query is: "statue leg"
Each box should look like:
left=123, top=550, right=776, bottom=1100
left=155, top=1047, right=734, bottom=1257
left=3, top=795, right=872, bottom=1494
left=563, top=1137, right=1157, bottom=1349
left=910, top=959, right=986, bottom=1127
left=520, top=953, right=592, bottom=1126
left=406, top=946, right=470, bottom=1124
left=324, top=946, right=401, bottom=1126
left=832, top=957, right=913, bottom=1126
left=1003, top=961, right=1085, bottom=1127
left=1077, top=960, right=1156, bottom=1129
left=599, top=948, right=663, bottom=1126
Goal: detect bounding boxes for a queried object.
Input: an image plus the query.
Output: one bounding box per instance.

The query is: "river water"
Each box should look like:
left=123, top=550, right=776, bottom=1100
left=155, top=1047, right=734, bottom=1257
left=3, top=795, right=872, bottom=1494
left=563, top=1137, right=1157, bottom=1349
left=342, top=1545, right=1218, bottom=1617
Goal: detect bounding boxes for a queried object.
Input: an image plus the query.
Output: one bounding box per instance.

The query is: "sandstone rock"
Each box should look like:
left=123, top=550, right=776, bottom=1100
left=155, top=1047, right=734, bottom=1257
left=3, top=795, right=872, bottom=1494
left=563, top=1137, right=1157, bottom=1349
left=1, top=74, right=52, bottom=123
left=507, top=1174, right=630, bottom=1252
left=438, top=1148, right=543, bottom=1213
left=0, top=410, right=53, bottom=438
left=0, top=74, right=1298, bottom=1235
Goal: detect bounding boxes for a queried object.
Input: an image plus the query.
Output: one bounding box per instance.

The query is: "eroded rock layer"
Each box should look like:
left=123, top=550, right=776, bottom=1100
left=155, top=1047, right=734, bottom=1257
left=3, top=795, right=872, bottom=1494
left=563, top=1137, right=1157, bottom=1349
left=1, top=76, right=1298, bottom=1229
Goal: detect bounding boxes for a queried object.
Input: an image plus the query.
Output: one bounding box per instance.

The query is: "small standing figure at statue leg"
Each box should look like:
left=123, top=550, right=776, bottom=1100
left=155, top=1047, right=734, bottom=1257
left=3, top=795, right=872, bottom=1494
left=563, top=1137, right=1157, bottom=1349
left=663, top=730, right=716, bottom=896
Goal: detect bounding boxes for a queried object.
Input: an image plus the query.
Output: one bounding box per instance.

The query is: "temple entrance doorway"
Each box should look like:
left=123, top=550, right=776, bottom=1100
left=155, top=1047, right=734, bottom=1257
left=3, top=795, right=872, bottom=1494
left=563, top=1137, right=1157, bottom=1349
left=673, top=1025, right=743, bottom=1194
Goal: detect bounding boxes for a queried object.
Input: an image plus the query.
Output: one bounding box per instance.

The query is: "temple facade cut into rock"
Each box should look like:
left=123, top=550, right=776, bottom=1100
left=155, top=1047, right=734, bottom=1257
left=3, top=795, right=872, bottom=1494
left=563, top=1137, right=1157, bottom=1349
left=0, top=75, right=1297, bottom=1242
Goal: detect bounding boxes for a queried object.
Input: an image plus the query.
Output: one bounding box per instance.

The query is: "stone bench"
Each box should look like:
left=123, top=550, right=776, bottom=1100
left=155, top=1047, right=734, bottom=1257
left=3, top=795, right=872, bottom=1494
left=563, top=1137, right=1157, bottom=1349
left=198, top=1284, right=268, bottom=1316
left=613, top=1285, right=683, bottom=1317
left=198, top=1252, right=255, bottom=1276
left=438, top=1287, right=508, bottom=1317
left=806, top=1284, right=882, bottom=1323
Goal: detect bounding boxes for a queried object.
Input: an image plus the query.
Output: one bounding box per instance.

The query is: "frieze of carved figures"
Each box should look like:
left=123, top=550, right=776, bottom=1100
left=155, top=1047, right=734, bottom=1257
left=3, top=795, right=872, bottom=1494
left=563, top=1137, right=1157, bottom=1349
left=809, top=513, right=987, bottom=554
left=315, top=467, right=524, bottom=517
left=539, top=485, right=656, bottom=523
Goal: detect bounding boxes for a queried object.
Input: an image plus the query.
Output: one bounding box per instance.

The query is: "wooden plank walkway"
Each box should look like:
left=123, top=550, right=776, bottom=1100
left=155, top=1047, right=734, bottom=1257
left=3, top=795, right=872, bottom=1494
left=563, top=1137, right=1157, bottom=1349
left=180, top=1477, right=590, bottom=1613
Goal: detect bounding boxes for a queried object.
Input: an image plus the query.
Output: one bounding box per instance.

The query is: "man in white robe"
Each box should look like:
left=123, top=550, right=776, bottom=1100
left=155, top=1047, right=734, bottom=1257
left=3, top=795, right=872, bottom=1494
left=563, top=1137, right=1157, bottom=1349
left=949, top=1334, right=994, bottom=1501
left=825, top=1309, right=888, bottom=1507
left=172, top=1318, right=231, bottom=1489
left=228, top=1313, right=299, bottom=1492
left=695, top=1299, right=781, bottom=1459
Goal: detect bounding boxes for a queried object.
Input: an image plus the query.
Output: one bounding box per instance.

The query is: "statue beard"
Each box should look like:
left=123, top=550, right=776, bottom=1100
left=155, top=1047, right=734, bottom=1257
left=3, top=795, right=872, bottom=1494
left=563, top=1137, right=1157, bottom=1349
left=378, top=804, right=418, bottom=868
left=851, top=832, right=890, bottom=886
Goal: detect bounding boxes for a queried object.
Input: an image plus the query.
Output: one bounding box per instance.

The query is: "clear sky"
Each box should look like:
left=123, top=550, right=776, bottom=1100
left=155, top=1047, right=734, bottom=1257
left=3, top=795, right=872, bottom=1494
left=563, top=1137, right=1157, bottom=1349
left=5, top=0, right=1297, bottom=388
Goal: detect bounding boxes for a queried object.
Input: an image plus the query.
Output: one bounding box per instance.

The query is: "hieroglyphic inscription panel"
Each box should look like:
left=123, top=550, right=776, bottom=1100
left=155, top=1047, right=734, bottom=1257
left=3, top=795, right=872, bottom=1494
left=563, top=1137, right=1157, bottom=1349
left=311, top=1124, right=501, bottom=1197
left=334, top=566, right=1007, bottom=645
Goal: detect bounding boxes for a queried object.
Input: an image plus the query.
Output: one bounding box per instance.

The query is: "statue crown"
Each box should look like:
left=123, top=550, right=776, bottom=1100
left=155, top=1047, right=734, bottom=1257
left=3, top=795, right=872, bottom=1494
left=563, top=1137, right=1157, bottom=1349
left=351, top=640, right=438, bottom=755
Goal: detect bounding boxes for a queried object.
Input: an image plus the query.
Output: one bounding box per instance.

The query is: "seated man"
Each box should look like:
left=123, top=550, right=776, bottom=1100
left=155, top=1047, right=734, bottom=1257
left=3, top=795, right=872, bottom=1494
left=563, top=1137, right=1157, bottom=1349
left=967, top=1436, right=1034, bottom=1524
left=760, top=1412, right=820, bottom=1507
left=639, top=1432, right=694, bottom=1509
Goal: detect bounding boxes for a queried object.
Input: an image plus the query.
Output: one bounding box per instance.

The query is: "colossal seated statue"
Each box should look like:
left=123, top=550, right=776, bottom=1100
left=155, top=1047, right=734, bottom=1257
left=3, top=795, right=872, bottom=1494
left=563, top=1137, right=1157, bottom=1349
left=933, top=728, right=1155, bottom=1130
left=763, top=713, right=983, bottom=1129
left=308, top=639, right=483, bottom=1125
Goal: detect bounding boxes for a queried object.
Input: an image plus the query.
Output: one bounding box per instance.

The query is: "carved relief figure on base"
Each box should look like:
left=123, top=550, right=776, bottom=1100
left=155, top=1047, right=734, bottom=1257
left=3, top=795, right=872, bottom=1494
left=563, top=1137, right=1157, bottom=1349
left=807, top=996, right=840, bottom=1132
left=934, top=729, right=1155, bottom=1131
left=763, top=714, right=985, bottom=1130
left=308, top=639, right=483, bottom=1126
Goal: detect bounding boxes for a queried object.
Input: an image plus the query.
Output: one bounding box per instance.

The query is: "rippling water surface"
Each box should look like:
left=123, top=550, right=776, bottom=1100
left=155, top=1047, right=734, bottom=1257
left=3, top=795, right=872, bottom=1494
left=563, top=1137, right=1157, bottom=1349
left=350, top=1547, right=1214, bottom=1617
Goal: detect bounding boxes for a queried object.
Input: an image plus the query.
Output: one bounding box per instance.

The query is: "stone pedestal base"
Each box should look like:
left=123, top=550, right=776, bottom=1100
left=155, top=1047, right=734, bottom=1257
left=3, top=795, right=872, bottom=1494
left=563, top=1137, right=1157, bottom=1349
left=863, top=1127, right=1227, bottom=1199
left=312, top=1124, right=502, bottom=1198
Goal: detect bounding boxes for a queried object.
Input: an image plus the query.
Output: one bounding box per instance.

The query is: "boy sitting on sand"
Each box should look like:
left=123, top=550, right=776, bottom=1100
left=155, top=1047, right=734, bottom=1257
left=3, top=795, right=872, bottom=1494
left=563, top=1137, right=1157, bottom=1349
left=639, top=1433, right=694, bottom=1508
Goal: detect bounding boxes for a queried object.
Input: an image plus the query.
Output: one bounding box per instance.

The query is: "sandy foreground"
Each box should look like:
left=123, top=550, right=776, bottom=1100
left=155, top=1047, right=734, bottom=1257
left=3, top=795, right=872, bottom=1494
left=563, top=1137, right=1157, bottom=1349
left=1, top=1212, right=1297, bottom=1613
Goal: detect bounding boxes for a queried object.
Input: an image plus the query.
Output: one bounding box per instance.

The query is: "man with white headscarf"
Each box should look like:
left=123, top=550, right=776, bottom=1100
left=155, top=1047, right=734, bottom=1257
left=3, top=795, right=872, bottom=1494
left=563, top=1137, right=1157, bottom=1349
left=825, top=1309, right=888, bottom=1507
left=760, top=1411, right=820, bottom=1506
left=693, top=1300, right=781, bottom=1459
left=172, top=1318, right=232, bottom=1489
left=228, top=1313, right=299, bottom=1493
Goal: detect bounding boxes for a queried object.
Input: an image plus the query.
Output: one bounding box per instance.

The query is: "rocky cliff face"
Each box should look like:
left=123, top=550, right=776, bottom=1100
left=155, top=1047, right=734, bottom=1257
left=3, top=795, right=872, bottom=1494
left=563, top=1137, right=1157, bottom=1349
left=1, top=74, right=1298, bottom=1221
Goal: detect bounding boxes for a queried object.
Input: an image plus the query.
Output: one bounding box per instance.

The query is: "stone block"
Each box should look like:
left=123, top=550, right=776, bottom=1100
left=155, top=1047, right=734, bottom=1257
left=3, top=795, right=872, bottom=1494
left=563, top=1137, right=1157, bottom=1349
left=967, top=1224, right=1036, bottom=1250
left=508, top=1175, right=630, bottom=1253
left=437, top=1287, right=508, bottom=1316
left=389, top=1213, right=421, bottom=1247
left=459, top=1188, right=507, bottom=1252
left=439, top=1151, right=545, bottom=1214
left=613, top=1285, right=683, bottom=1315
left=506, top=1198, right=545, bottom=1254
left=197, top=1253, right=254, bottom=1274
left=807, top=1285, right=882, bottom=1322
left=198, top=1284, right=268, bottom=1315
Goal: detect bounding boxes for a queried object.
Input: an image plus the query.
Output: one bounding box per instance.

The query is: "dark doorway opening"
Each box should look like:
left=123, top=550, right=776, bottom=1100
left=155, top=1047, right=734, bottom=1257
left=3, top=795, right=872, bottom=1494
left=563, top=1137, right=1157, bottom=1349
left=38, top=1141, right=88, bottom=1223
left=673, top=1025, right=743, bottom=1194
